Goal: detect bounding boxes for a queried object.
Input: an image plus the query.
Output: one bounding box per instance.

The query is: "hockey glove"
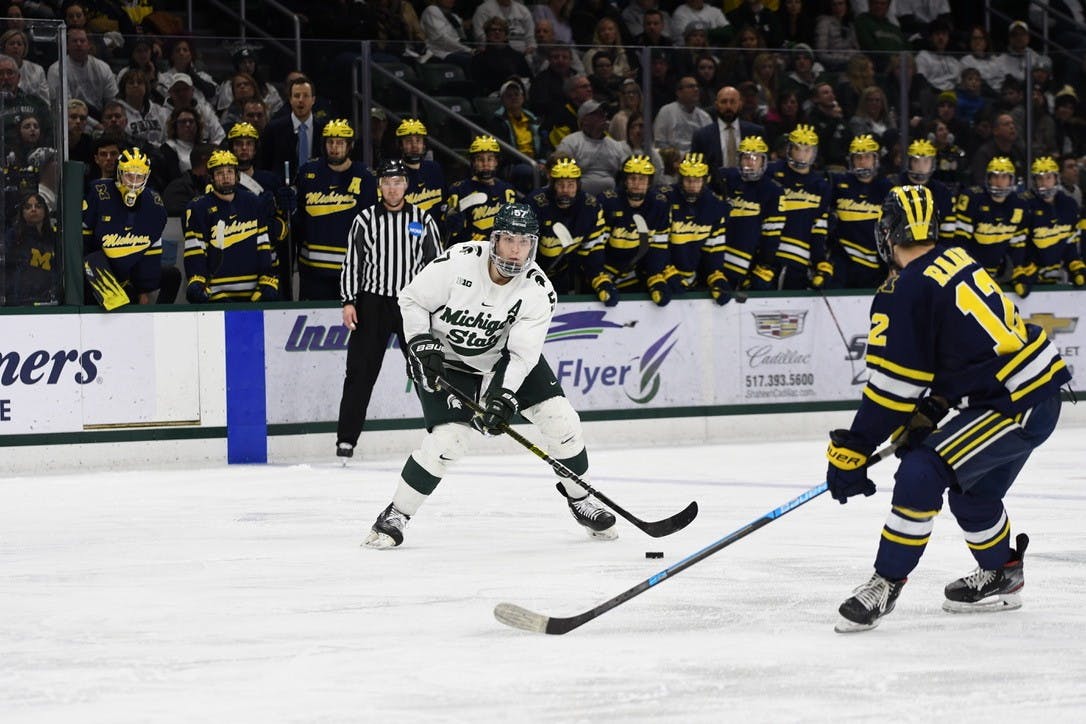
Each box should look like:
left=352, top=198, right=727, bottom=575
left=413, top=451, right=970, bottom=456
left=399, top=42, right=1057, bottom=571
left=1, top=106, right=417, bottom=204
left=1011, top=264, right=1035, bottom=299
left=647, top=274, right=671, bottom=307
left=186, top=277, right=210, bottom=304
left=250, top=275, right=279, bottom=302
left=406, top=334, right=446, bottom=393
left=275, top=185, right=297, bottom=214
left=707, top=272, right=731, bottom=306
left=477, top=388, right=518, bottom=436
left=746, top=264, right=776, bottom=291
left=810, top=261, right=835, bottom=290
left=826, top=429, right=876, bottom=504
left=594, top=279, right=619, bottom=307
left=1069, top=260, right=1086, bottom=287
left=895, top=395, right=951, bottom=451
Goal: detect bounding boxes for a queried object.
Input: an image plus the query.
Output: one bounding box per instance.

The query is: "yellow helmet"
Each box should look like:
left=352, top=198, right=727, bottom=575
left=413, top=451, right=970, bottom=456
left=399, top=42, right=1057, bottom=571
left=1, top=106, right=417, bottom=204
left=207, top=149, right=239, bottom=170
left=116, top=147, right=150, bottom=207
left=622, top=153, right=655, bottom=176
left=679, top=152, right=709, bottom=177
left=848, top=134, right=880, bottom=154
left=323, top=118, right=354, bottom=139
left=788, top=124, right=819, bottom=147
left=905, top=138, right=937, bottom=183
left=987, top=156, right=1016, bottom=175
left=227, top=122, right=259, bottom=140
left=907, top=138, right=936, bottom=157
left=469, top=134, right=501, bottom=154
left=1031, top=156, right=1059, bottom=176
left=738, top=136, right=769, bottom=154
left=395, top=117, right=428, bottom=137
left=549, top=157, right=582, bottom=179
left=848, top=134, right=880, bottom=180
left=986, top=156, right=1016, bottom=200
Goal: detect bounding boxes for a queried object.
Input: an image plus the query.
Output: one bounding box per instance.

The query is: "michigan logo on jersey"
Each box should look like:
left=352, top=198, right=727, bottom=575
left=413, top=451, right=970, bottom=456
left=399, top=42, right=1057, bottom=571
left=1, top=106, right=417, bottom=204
left=754, top=311, right=808, bottom=339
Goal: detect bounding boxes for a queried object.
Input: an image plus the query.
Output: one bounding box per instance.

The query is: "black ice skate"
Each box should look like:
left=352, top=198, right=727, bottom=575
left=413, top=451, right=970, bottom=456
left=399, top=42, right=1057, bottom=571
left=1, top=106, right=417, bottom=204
left=336, top=442, right=355, bottom=462
left=557, top=484, right=618, bottom=540
left=835, top=573, right=907, bottom=633
left=943, top=533, right=1028, bottom=613
left=363, top=503, right=410, bottom=549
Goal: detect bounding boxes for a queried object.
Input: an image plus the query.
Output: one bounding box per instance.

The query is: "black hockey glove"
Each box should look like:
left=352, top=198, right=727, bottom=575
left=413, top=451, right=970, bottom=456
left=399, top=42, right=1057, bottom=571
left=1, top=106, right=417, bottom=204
left=746, top=264, right=776, bottom=291
left=1069, top=260, right=1085, bottom=287
left=895, top=395, right=951, bottom=452
left=810, top=261, right=835, bottom=290
left=275, top=185, right=297, bottom=214
left=186, top=277, right=210, bottom=304
left=707, top=273, right=732, bottom=306
left=250, top=275, right=279, bottom=302
left=1011, top=264, right=1034, bottom=299
left=407, top=334, right=446, bottom=393
left=648, top=275, right=671, bottom=307
left=478, top=388, right=518, bottom=436
left=592, top=273, right=618, bottom=307
left=826, top=429, right=876, bottom=504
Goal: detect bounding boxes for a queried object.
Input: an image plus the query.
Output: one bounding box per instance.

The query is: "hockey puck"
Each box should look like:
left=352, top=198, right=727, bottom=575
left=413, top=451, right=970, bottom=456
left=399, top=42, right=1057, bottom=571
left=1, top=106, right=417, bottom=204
left=645, top=551, right=664, bottom=559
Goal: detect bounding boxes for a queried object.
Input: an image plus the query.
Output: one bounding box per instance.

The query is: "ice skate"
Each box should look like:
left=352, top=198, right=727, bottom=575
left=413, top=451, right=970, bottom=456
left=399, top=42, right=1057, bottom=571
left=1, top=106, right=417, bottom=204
left=835, top=573, right=907, bottom=633
left=557, top=484, right=617, bottom=540
left=336, top=442, right=354, bottom=465
left=943, top=533, right=1028, bottom=613
left=363, top=503, right=410, bottom=549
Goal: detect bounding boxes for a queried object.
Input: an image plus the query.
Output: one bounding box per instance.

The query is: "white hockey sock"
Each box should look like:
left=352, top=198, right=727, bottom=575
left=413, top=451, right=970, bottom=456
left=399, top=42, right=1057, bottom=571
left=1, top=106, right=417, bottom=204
left=558, top=479, right=589, bottom=499
left=391, top=477, right=429, bottom=516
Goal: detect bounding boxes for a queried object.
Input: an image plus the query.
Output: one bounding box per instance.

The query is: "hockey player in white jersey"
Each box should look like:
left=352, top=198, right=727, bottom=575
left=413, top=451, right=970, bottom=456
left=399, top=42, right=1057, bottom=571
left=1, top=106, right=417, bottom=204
left=363, top=202, right=618, bottom=548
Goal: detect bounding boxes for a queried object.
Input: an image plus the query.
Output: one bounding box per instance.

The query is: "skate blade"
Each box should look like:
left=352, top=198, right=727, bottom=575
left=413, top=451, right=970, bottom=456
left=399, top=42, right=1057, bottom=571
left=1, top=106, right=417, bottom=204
left=942, top=593, right=1022, bottom=614
left=362, top=531, right=399, bottom=549
left=586, top=526, right=619, bottom=541
left=834, top=616, right=880, bottom=633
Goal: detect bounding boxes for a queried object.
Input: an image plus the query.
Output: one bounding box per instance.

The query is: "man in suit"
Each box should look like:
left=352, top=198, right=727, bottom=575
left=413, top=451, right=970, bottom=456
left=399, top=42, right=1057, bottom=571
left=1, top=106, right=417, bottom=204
left=690, top=85, right=764, bottom=194
left=258, top=75, right=325, bottom=179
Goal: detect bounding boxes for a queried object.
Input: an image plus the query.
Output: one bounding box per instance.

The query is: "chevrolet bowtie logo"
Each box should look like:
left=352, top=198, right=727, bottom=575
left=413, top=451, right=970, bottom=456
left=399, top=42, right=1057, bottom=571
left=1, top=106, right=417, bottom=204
left=1025, top=313, right=1077, bottom=338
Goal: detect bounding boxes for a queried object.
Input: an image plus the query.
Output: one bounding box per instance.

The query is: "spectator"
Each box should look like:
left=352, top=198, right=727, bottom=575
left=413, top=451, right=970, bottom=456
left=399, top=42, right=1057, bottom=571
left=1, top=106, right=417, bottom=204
left=777, top=0, right=815, bottom=47
left=29, top=146, right=59, bottom=221
left=635, top=8, right=674, bottom=49
left=570, top=0, right=630, bottom=47
left=555, top=99, right=626, bottom=195
left=218, top=72, right=260, bottom=128
left=1027, top=85, right=1059, bottom=159
left=781, top=44, right=826, bottom=105
left=848, top=86, right=896, bottom=151
left=87, top=134, right=122, bottom=186
left=996, top=75, right=1026, bottom=134
left=242, top=99, right=269, bottom=135
left=162, top=144, right=209, bottom=215
left=835, top=53, right=875, bottom=120
left=158, top=38, right=218, bottom=104
left=46, top=29, right=118, bottom=119
left=212, top=47, right=284, bottom=119
left=764, top=89, right=805, bottom=153
left=648, top=49, right=679, bottom=118
left=926, top=118, right=967, bottom=190
left=587, top=51, right=623, bottom=111
left=935, top=86, right=970, bottom=142
left=971, top=112, right=1026, bottom=185
left=671, top=0, right=729, bottom=41
left=619, top=111, right=665, bottom=183
left=488, top=77, right=543, bottom=194
left=996, top=20, right=1050, bottom=87
left=583, top=17, right=636, bottom=80
left=750, top=52, right=781, bottom=121
left=807, top=81, right=850, bottom=169
left=533, top=0, right=574, bottom=45
left=728, top=0, right=785, bottom=48
left=690, top=85, right=765, bottom=189
left=737, top=80, right=764, bottom=124
left=349, top=0, right=425, bottom=62
left=1031, top=56, right=1057, bottom=113
left=674, top=21, right=717, bottom=80
left=420, top=0, right=473, bottom=73
left=814, top=0, right=859, bottom=72
left=542, top=73, right=591, bottom=152
left=8, top=111, right=43, bottom=167
left=855, top=0, right=910, bottom=65
left=653, top=75, right=712, bottom=156
left=161, top=73, right=225, bottom=145
left=609, top=78, right=643, bottom=141
left=472, top=0, right=535, bottom=55
left=68, top=99, right=94, bottom=167
left=894, top=0, right=952, bottom=39
left=528, top=43, right=576, bottom=116
left=692, top=54, right=719, bottom=109
left=115, top=37, right=164, bottom=104
left=3, top=191, right=59, bottom=306
left=1030, top=0, right=1086, bottom=87
left=1053, top=86, right=1086, bottom=157
left=116, top=69, right=167, bottom=149
left=915, top=18, right=961, bottom=97
left=884, top=51, right=923, bottom=127
left=0, top=29, right=48, bottom=102
left=470, top=16, right=532, bottom=97
left=159, top=106, right=203, bottom=185
left=621, top=0, right=670, bottom=39
left=1058, top=153, right=1082, bottom=206
left=960, top=25, right=1003, bottom=95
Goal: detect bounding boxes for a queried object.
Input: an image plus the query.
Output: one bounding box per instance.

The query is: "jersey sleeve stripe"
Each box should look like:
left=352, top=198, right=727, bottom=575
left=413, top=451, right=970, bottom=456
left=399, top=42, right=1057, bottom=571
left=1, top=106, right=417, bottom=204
left=996, top=333, right=1048, bottom=381
left=866, top=354, right=935, bottom=382
left=867, top=370, right=928, bottom=400
left=862, top=385, right=917, bottom=412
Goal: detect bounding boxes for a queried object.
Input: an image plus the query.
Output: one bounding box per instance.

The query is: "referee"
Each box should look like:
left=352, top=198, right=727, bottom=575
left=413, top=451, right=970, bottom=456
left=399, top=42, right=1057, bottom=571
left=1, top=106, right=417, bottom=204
left=337, top=158, right=442, bottom=459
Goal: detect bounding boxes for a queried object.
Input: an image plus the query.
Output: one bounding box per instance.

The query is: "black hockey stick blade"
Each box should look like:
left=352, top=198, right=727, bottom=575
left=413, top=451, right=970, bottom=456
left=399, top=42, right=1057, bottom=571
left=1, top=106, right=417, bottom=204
left=494, top=442, right=900, bottom=635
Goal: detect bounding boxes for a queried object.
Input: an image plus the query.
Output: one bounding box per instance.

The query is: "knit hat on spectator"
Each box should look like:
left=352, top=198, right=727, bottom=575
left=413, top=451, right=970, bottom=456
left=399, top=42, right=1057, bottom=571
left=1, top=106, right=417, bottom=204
left=683, top=21, right=708, bottom=39
left=791, top=43, right=814, bottom=58
left=937, top=90, right=957, bottom=105
left=1055, top=85, right=1078, bottom=104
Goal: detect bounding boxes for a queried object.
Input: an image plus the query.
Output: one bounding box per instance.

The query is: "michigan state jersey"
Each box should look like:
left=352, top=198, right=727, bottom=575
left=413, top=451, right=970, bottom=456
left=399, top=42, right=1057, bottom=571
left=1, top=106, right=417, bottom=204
left=597, top=186, right=671, bottom=291
left=664, top=182, right=728, bottom=291
left=296, top=160, right=377, bottom=277
left=953, top=186, right=1029, bottom=276
left=1025, top=190, right=1083, bottom=282
left=850, top=245, right=1070, bottom=449
left=767, top=160, right=830, bottom=274
left=404, top=159, right=446, bottom=216
left=720, top=167, right=784, bottom=286
left=444, top=177, right=519, bottom=246
left=183, top=186, right=275, bottom=301
left=82, top=179, right=167, bottom=293
left=828, top=172, right=893, bottom=286
left=525, top=186, right=606, bottom=293
left=399, top=241, right=557, bottom=393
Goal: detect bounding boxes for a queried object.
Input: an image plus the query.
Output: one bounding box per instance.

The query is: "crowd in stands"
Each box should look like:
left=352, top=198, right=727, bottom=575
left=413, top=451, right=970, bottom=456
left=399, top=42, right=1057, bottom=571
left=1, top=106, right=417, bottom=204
left=2, top=0, right=1085, bottom=308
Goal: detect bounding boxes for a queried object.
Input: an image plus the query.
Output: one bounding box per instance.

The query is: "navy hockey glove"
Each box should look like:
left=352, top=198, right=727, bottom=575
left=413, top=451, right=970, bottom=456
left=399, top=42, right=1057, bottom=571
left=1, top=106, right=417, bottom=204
left=707, top=273, right=731, bottom=306
left=648, top=275, right=671, bottom=307
left=186, top=278, right=210, bottom=304
left=894, top=395, right=951, bottom=452
left=275, top=185, right=297, bottom=214
left=592, top=273, right=618, bottom=307
left=826, top=429, right=876, bottom=504
left=407, top=334, right=446, bottom=393
left=810, top=261, right=835, bottom=290
left=745, top=264, right=776, bottom=291
left=478, top=388, right=518, bottom=436
left=1069, top=260, right=1085, bottom=287
left=250, top=275, right=279, bottom=302
left=1011, top=264, right=1035, bottom=299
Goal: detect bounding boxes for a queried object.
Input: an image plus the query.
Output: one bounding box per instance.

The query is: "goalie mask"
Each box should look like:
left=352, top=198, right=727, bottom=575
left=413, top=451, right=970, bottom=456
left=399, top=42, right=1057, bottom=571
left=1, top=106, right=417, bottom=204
left=1031, top=155, right=1059, bottom=200
left=678, top=152, right=709, bottom=203
left=116, top=147, right=150, bottom=207
left=738, top=136, right=768, bottom=181
left=489, top=202, right=539, bottom=278
left=207, top=149, right=239, bottom=196
left=876, top=185, right=937, bottom=268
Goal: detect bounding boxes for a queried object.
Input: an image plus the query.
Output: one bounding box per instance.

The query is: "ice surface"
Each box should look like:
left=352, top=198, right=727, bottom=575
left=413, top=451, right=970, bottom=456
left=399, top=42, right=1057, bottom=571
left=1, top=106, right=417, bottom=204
left=3, top=428, right=1085, bottom=722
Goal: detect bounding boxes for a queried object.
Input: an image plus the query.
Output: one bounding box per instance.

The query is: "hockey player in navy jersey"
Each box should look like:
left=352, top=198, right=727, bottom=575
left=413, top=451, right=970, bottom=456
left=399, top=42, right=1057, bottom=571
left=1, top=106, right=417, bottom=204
left=525, top=156, right=606, bottom=296
left=822, top=134, right=893, bottom=289
left=82, top=147, right=169, bottom=310
left=444, top=135, right=518, bottom=247
left=665, top=152, right=730, bottom=303
left=827, top=185, right=1070, bottom=632
left=294, top=119, right=378, bottom=300
left=395, top=117, right=446, bottom=217
left=362, top=202, right=617, bottom=548
left=898, top=138, right=956, bottom=242
left=720, top=136, right=784, bottom=291
left=1021, top=156, right=1085, bottom=294
left=953, top=156, right=1029, bottom=282
left=183, top=150, right=277, bottom=303
left=767, top=124, right=831, bottom=290
left=597, top=154, right=673, bottom=306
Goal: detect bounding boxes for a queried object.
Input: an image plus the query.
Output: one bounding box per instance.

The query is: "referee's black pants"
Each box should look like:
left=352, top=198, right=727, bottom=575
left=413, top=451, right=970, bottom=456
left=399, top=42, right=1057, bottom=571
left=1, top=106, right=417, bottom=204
left=336, top=291, right=409, bottom=447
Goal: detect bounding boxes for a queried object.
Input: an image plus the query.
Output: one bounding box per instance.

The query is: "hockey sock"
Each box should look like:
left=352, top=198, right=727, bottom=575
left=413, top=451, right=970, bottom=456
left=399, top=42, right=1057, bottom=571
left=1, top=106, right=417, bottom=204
left=391, top=477, right=429, bottom=517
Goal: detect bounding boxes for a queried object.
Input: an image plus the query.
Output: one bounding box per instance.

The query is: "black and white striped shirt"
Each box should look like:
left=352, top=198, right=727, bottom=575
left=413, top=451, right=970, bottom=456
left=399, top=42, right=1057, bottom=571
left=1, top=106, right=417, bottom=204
left=339, top=201, right=443, bottom=302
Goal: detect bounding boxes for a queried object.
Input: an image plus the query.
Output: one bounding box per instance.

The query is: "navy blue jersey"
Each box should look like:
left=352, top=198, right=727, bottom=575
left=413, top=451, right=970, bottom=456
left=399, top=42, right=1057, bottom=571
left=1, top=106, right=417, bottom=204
left=850, top=245, right=1070, bottom=449
left=296, top=160, right=378, bottom=278
left=444, top=177, right=519, bottom=246
left=766, top=160, right=830, bottom=270
left=953, top=186, right=1029, bottom=276
left=827, top=172, right=893, bottom=284
left=404, top=160, right=446, bottom=216
left=720, top=168, right=784, bottom=285
left=1024, top=190, right=1083, bottom=282
left=82, top=180, right=167, bottom=294
left=525, top=186, right=606, bottom=293
left=664, top=183, right=728, bottom=290
left=183, top=187, right=275, bottom=301
left=894, top=174, right=956, bottom=242
left=597, top=186, right=672, bottom=291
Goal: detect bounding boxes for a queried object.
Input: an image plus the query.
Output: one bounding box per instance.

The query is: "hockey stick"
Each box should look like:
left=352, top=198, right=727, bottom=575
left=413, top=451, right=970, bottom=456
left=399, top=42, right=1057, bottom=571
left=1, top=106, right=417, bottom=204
left=544, top=222, right=577, bottom=274
left=494, top=441, right=900, bottom=635
left=818, top=289, right=859, bottom=382
left=458, top=191, right=488, bottom=212
left=436, top=376, right=698, bottom=538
